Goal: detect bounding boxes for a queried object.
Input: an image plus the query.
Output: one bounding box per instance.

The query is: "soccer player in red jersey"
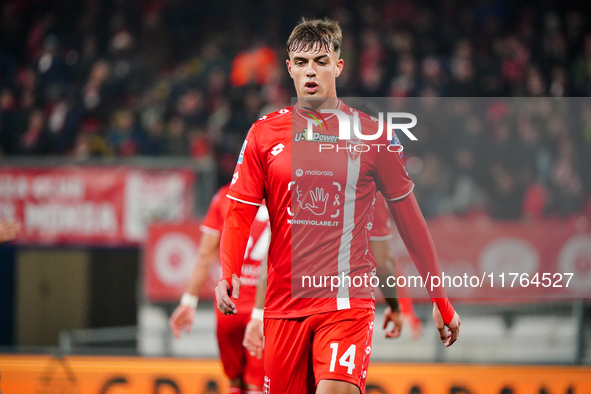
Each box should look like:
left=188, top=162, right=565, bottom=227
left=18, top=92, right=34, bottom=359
left=216, top=18, right=460, bottom=394
left=170, top=184, right=269, bottom=394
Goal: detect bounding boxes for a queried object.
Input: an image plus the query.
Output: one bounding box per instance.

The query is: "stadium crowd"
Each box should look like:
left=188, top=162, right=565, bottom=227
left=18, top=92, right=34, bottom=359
left=0, top=0, right=590, bottom=220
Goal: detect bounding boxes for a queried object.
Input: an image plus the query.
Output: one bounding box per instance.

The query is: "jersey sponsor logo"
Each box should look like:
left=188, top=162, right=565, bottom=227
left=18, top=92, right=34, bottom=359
left=271, top=143, right=284, bottom=156
left=304, top=170, right=334, bottom=176
left=237, top=140, right=247, bottom=164
left=296, top=186, right=329, bottom=216
left=294, top=130, right=339, bottom=143
left=288, top=182, right=342, bottom=223
left=287, top=218, right=340, bottom=226
left=294, top=168, right=335, bottom=177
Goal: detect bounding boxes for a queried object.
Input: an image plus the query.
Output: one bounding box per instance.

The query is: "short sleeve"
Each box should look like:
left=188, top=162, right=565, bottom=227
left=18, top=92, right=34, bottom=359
left=374, top=135, right=414, bottom=201
left=200, top=187, right=229, bottom=235
left=227, top=124, right=265, bottom=206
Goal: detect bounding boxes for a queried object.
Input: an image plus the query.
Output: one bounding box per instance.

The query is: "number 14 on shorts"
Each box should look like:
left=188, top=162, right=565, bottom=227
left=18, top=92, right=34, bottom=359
left=329, top=343, right=357, bottom=375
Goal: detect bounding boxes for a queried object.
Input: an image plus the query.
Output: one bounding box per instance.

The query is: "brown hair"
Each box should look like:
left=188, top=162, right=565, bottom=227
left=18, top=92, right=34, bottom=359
left=286, top=18, right=342, bottom=56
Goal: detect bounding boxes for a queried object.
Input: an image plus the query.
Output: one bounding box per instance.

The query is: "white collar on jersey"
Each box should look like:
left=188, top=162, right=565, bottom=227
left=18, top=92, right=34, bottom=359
left=293, top=98, right=344, bottom=122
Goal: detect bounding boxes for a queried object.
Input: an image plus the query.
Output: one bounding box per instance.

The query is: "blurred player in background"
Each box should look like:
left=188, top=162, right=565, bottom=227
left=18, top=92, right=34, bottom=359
left=216, top=18, right=459, bottom=394
left=0, top=219, right=21, bottom=243
left=170, top=183, right=270, bottom=394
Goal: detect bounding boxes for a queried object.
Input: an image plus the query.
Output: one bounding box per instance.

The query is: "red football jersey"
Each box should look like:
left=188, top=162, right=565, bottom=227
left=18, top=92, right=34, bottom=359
left=202, top=184, right=270, bottom=307
left=227, top=102, right=414, bottom=318
left=369, top=192, right=393, bottom=242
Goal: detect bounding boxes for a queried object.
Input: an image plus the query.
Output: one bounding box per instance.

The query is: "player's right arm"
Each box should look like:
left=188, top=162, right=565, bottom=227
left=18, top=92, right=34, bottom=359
left=375, top=137, right=459, bottom=346
left=216, top=199, right=259, bottom=314
left=169, top=231, right=220, bottom=338
left=216, top=124, right=266, bottom=315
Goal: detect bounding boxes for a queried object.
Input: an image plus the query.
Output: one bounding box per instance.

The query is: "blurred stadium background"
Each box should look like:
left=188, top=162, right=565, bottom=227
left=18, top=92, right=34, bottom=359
left=0, top=0, right=590, bottom=392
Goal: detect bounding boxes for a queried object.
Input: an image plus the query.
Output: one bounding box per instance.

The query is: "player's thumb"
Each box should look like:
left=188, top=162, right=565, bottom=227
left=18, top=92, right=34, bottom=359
left=432, top=302, right=447, bottom=343
left=231, top=274, right=241, bottom=300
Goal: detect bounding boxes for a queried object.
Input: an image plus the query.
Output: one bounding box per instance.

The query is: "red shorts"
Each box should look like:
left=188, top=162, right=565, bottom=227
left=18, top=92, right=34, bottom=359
left=263, top=309, right=375, bottom=394
left=216, top=308, right=265, bottom=387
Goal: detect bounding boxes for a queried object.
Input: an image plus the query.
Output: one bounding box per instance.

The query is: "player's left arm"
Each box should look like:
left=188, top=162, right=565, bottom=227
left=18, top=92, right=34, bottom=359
left=370, top=239, right=403, bottom=339
left=386, top=192, right=460, bottom=347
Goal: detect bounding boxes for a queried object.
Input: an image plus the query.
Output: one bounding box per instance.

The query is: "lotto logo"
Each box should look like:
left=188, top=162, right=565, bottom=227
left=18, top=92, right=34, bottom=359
left=263, top=376, right=271, bottom=394
left=271, top=143, right=284, bottom=156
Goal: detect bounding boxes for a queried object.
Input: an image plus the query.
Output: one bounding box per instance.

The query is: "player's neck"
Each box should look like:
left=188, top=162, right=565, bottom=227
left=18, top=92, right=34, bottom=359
left=296, top=96, right=339, bottom=112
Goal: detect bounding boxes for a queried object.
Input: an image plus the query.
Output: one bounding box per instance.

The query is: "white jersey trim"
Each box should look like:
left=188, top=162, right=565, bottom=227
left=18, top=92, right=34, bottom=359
left=226, top=194, right=262, bottom=206
left=335, top=147, right=363, bottom=310
left=200, top=225, right=221, bottom=236
left=337, top=297, right=351, bottom=310
left=369, top=234, right=393, bottom=241
left=385, top=184, right=415, bottom=202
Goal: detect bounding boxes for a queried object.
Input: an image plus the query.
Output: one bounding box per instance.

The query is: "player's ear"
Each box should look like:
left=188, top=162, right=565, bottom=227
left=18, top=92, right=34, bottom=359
left=335, top=58, right=344, bottom=78
left=286, top=59, right=293, bottom=78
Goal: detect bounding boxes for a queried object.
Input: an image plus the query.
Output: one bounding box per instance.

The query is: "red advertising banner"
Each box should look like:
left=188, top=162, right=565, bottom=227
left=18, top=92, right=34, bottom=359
left=143, top=221, right=220, bottom=302
left=0, top=167, right=195, bottom=245
left=143, top=218, right=591, bottom=302
left=392, top=217, right=591, bottom=299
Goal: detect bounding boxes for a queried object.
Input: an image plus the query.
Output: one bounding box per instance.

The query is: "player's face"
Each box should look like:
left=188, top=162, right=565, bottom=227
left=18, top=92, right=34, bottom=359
left=287, top=44, right=344, bottom=107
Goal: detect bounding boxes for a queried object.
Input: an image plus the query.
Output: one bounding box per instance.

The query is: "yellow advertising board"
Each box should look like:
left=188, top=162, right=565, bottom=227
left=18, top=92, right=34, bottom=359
left=1, top=355, right=590, bottom=393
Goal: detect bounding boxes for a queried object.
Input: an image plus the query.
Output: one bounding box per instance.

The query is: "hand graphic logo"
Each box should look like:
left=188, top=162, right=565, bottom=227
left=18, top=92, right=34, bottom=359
left=296, top=186, right=329, bottom=216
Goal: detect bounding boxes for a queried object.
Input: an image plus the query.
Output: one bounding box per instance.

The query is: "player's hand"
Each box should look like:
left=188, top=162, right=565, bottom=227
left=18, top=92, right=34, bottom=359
left=243, top=319, right=264, bottom=359
left=432, top=302, right=460, bottom=347
left=383, top=306, right=403, bottom=339
left=215, top=274, right=241, bottom=315
left=169, top=305, right=196, bottom=339
left=0, top=219, right=21, bottom=243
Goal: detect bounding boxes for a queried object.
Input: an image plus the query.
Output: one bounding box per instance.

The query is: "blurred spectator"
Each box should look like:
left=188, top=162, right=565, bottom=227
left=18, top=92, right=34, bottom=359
left=107, top=109, right=146, bottom=156
left=230, top=40, right=278, bottom=87
left=0, top=0, right=589, bottom=221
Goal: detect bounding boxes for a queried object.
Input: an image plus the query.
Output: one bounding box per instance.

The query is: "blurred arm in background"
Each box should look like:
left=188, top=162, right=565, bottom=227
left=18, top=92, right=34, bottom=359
left=169, top=230, right=220, bottom=338
left=243, top=258, right=266, bottom=359
left=0, top=219, right=21, bottom=243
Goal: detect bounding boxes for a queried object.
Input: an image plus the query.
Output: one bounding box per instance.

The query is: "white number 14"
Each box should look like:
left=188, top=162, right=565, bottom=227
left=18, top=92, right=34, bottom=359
left=329, top=343, right=356, bottom=375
